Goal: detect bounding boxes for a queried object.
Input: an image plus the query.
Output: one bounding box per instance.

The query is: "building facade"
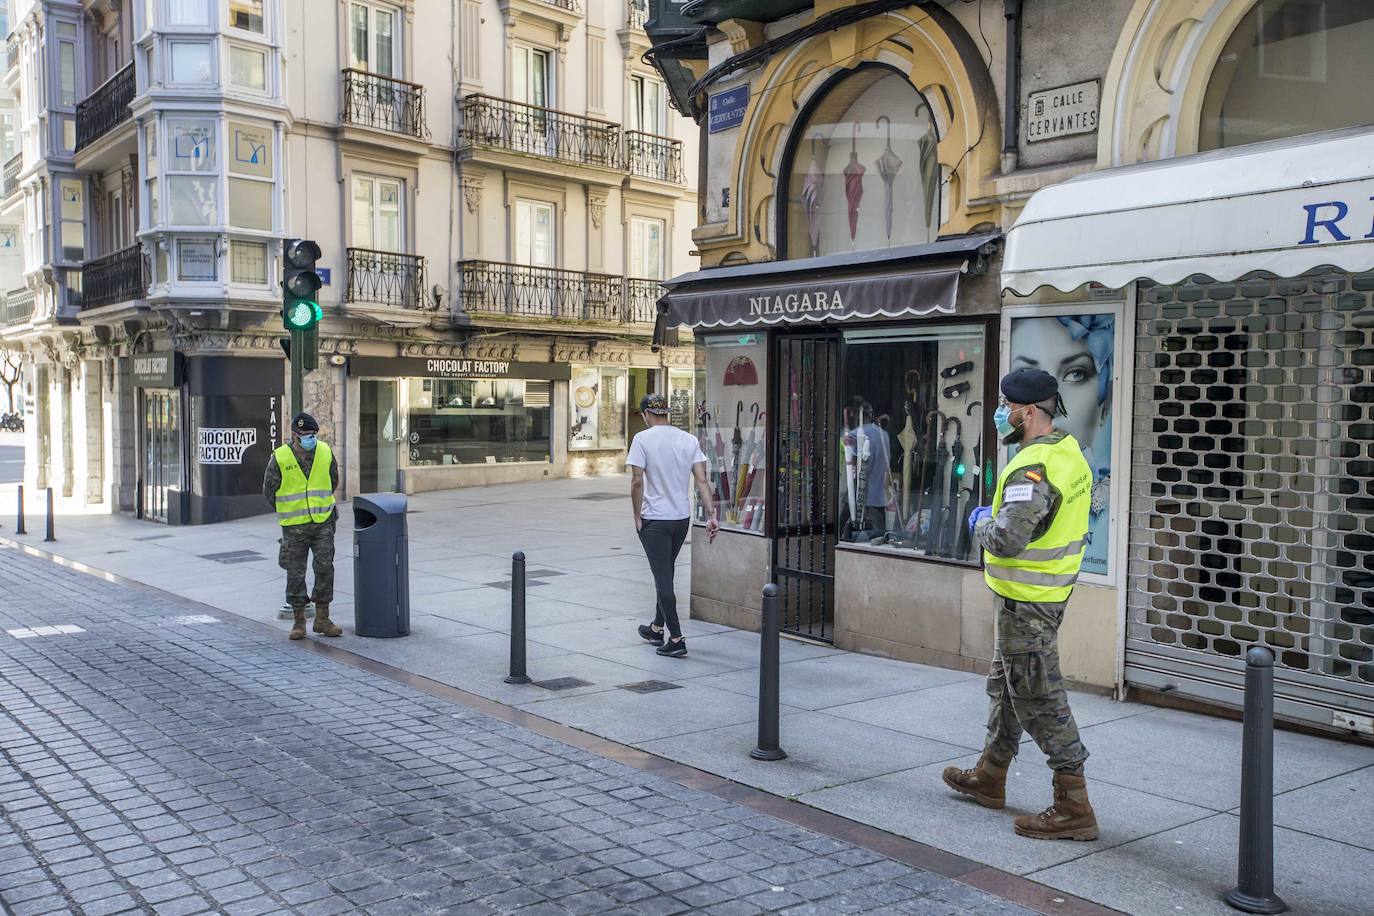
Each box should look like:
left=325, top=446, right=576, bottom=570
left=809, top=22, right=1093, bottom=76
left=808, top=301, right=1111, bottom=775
left=648, top=0, right=1374, bottom=738
left=0, top=0, right=699, bottom=524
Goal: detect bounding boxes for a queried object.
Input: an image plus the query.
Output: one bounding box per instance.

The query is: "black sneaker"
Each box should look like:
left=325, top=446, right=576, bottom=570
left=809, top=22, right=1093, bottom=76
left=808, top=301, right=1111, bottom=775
left=656, top=638, right=687, bottom=658
left=638, top=624, right=665, bottom=646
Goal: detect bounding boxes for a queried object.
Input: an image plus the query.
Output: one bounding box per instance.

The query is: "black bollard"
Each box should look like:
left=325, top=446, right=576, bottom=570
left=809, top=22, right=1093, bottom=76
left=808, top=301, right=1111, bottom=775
left=504, top=551, right=531, bottom=685
left=15, top=484, right=25, bottom=534
left=1224, top=647, right=1286, bottom=914
left=750, top=583, right=787, bottom=761
left=43, top=487, right=54, bottom=543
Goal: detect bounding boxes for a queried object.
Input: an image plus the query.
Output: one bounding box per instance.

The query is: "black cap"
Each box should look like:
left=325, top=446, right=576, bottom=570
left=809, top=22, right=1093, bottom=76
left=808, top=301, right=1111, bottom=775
left=292, top=413, right=319, bottom=434
left=1000, top=368, right=1063, bottom=414
left=639, top=393, right=670, bottom=416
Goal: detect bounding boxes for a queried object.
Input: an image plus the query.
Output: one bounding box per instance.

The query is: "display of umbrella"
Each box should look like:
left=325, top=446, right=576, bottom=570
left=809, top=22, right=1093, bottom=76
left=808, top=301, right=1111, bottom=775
left=735, top=403, right=761, bottom=508
left=843, top=122, right=866, bottom=241
left=854, top=409, right=871, bottom=536
left=802, top=137, right=826, bottom=256
left=874, top=115, right=903, bottom=240
left=937, top=416, right=963, bottom=556
left=898, top=370, right=920, bottom=519
left=842, top=405, right=858, bottom=533
left=916, top=101, right=941, bottom=233
left=714, top=426, right=730, bottom=511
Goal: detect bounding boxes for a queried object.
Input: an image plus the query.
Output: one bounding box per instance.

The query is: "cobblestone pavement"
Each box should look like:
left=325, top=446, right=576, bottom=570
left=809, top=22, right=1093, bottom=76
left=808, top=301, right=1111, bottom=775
left=0, top=546, right=1036, bottom=916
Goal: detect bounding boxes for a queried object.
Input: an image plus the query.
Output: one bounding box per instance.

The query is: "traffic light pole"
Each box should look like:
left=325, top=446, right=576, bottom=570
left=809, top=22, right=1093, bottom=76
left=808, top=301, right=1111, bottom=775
left=290, top=327, right=305, bottom=418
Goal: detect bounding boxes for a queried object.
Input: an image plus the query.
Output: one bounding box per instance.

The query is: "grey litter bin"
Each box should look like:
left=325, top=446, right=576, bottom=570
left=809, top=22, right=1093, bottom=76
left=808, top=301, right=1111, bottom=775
left=353, top=493, right=411, bottom=637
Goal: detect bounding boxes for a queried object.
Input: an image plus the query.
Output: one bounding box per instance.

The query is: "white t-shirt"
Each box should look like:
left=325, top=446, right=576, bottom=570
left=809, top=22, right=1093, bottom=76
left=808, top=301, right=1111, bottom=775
left=626, top=424, right=706, bottom=520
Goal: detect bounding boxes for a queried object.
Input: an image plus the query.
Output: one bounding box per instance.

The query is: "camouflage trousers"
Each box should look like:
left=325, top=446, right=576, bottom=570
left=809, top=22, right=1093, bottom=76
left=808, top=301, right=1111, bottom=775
left=279, top=519, right=336, bottom=609
left=983, top=597, right=1089, bottom=773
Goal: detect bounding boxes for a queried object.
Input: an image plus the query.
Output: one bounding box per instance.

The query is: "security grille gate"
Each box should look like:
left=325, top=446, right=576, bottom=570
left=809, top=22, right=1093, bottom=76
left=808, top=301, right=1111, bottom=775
left=772, top=334, right=838, bottom=641
left=1126, top=270, right=1374, bottom=729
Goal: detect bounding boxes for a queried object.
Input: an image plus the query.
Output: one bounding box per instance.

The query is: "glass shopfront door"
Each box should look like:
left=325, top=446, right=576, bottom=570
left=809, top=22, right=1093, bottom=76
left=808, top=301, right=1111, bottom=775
left=141, top=389, right=183, bottom=523
left=359, top=379, right=403, bottom=492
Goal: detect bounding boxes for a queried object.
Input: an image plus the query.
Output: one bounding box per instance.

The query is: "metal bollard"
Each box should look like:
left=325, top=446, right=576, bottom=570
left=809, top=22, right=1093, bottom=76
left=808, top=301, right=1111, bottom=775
left=504, top=551, right=532, bottom=685
left=1224, top=646, right=1286, bottom=914
left=750, top=583, right=787, bottom=761
left=15, top=484, right=25, bottom=534
left=43, top=487, right=54, bottom=542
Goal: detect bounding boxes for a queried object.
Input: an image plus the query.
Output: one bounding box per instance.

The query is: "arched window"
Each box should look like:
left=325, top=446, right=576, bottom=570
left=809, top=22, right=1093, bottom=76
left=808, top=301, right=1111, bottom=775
left=1200, top=0, right=1374, bottom=151
left=782, top=66, right=939, bottom=259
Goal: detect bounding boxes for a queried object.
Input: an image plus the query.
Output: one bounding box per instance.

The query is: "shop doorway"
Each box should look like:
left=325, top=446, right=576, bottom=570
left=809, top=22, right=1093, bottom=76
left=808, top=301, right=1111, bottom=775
left=771, top=334, right=839, bottom=642
left=359, top=379, right=402, bottom=492
left=141, top=389, right=182, bottom=523
left=627, top=368, right=656, bottom=440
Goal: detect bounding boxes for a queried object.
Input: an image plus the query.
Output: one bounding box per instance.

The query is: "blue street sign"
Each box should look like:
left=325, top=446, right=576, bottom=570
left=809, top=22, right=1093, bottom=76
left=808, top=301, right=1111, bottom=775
left=709, top=86, right=749, bottom=134
left=317, top=268, right=331, bottom=287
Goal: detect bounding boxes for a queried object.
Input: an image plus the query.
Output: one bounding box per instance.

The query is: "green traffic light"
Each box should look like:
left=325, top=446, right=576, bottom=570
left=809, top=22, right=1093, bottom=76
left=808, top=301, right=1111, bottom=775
left=955, top=463, right=966, bottom=478
left=284, top=299, right=320, bottom=330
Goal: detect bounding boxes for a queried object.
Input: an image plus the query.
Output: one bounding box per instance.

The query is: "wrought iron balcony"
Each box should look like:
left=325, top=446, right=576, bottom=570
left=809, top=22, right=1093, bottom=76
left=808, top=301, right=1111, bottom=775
left=457, top=95, right=623, bottom=170
left=81, top=245, right=146, bottom=309
left=2, top=287, right=34, bottom=325
left=624, top=277, right=664, bottom=325
left=627, top=0, right=648, bottom=28
left=3, top=153, right=21, bottom=197
left=6, top=35, right=17, bottom=72
left=626, top=131, right=684, bottom=183
left=75, top=63, right=136, bottom=153
left=541, top=0, right=581, bottom=10
left=346, top=248, right=433, bottom=310
left=341, top=70, right=430, bottom=140
left=458, top=261, right=640, bottom=324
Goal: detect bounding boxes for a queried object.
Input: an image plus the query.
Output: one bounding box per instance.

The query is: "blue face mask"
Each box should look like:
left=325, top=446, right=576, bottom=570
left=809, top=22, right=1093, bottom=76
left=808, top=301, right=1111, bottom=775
left=299, top=435, right=317, bottom=450
left=994, top=404, right=1026, bottom=445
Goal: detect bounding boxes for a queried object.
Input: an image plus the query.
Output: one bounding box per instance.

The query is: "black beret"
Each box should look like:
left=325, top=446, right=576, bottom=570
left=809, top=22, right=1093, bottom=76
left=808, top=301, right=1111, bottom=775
left=1000, top=368, right=1058, bottom=405
left=292, top=412, right=319, bottom=433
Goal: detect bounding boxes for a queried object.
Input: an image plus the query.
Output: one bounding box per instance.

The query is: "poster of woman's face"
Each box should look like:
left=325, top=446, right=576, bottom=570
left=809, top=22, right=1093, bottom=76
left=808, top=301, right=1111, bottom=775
left=1009, top=314, right=1115, bottom=577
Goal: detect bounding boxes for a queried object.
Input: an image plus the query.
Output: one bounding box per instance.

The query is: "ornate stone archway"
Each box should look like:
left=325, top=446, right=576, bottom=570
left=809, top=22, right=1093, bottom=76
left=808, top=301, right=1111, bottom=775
left=1097, top=0, right=1264, bottom=167
left=699, top=5, right=1000, bottom=268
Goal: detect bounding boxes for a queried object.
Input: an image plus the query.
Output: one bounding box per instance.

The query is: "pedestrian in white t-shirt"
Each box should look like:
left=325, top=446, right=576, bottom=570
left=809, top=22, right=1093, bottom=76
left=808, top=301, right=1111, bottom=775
left=626, top=393, right=719, bottom=657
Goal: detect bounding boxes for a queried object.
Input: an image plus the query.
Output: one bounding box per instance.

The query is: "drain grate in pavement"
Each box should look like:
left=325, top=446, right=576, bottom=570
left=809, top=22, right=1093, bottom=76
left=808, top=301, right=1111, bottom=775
left=618, top=680, right=682, bottom=694
left=533, top=677, right=592, bottom=691
left=525, top=569, right=567, bottom=578
left=135, top=534, right=173, bottom=541
left=167, top=615, right=220, bottom=626
left=571, top=493, right=626, bottom=501
left=482, top=579, right=549, bottom=590
left=198, top=550, right=266, bottom=564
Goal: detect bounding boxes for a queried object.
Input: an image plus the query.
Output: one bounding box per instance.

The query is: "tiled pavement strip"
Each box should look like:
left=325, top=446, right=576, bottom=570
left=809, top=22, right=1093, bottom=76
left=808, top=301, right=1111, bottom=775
left=0, top=545, right=1087, bottom=916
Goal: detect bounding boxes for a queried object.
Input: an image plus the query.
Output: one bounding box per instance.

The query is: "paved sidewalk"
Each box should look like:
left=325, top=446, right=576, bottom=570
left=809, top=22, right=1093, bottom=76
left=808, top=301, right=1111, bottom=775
left=0, top=545, right=1038, bottom=916
left=3, top=475, right=1373, bottom=915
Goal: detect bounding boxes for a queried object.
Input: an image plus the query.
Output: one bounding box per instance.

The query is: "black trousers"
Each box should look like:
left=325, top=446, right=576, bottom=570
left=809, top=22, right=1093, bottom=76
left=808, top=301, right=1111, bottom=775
left=638, top=518, right=691, bottom=639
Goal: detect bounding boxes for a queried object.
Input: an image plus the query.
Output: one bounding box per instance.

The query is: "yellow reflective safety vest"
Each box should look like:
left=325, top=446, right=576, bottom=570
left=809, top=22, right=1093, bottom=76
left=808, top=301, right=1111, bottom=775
left=983, top=433, right=1092, bottom=603
left=273, top=442, right=336, bottom=526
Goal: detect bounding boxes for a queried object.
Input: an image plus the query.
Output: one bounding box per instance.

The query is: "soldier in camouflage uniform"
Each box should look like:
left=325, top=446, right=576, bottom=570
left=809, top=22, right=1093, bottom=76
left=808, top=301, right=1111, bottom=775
left=263, top=413, right=343, bottom=640
left=943, top=368, right=1098, bottom=841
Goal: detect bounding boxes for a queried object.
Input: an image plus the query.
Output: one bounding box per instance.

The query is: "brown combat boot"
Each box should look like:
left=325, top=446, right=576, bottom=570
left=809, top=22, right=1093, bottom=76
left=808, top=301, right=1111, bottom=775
left=941, top=755, right=1009, bottom=809
left=1014, top=770, right=1099, bottom=841
left=289, top=608, right=307, bottom=640
left=312, top=604, right=342, bottom=637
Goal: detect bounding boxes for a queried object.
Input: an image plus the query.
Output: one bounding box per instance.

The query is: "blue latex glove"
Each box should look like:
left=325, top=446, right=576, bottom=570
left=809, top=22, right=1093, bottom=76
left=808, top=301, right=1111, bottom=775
left=968, top=505, right=992, bottom=533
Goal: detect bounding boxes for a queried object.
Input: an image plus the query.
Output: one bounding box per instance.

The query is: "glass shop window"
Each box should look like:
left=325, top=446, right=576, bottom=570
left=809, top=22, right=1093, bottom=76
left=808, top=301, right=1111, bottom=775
left=694, top=334, right=768, bottom=533
left=1200, top=0, right=1374, bottom=151
left=783, top=65, right=940, bottom=259
left=569, top=366, right=628, bottom=450
left=406, top=377, right=551, bottom=465
left=838, top=324, right=988, bottom=563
